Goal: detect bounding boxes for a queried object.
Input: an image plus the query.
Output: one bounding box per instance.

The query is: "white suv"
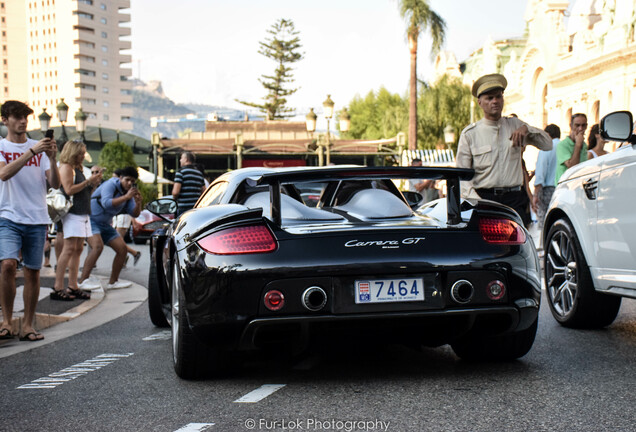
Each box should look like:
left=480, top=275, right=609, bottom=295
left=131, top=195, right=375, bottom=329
left=543, top=111, right=636, bottom=328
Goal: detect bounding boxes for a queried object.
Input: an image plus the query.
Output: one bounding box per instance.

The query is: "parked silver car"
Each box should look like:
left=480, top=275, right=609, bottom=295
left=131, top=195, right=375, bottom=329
left=543, top=111, right=636, bottom=328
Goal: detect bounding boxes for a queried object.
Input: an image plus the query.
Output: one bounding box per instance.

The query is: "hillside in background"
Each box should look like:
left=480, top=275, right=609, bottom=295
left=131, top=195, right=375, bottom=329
left=130, top=79, right=261, bottom=139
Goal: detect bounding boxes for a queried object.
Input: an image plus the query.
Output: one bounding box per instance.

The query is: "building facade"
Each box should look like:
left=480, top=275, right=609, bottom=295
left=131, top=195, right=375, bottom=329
left=1, top=0, right=133, bottom=130
left=436, top=0, right=636, bottom=148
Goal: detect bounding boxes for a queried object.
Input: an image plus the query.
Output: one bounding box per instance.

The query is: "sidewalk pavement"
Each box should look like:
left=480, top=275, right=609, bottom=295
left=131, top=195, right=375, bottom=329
left=0, top=264, right=147, bottom=357
left=0, top=266, right=104, bottom=337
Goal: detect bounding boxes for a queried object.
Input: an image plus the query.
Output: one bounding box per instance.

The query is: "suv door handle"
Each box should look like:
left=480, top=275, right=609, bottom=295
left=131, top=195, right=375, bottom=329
left=583, top=178, right=598, bottom=200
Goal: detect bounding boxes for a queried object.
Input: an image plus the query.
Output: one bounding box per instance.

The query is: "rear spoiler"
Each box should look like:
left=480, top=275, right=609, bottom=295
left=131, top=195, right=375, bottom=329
left=247, top=166, right=474, bottom=226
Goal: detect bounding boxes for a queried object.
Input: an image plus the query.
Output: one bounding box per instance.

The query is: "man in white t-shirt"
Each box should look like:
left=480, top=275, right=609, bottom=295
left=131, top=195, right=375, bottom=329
left=0, top=100, right=60, bottom=342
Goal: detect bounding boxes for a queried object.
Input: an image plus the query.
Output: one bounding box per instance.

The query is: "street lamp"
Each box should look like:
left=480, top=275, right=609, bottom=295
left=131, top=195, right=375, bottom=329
left=38, top=108, right=51, bottom=134
left=339, top=108, right=350, bottom=133
left=305, top=108, right=317, bottom=134
left=75, top=107, right=87, bottom=142
left=56, top=98, right=69, bottom=147
left=444, top=124, right=456, bottom=149
left=323, top=94, right=334, bottom=130
left=151, top=132, right=161, bottom=184
left=322, top=95, right=335, bottom=165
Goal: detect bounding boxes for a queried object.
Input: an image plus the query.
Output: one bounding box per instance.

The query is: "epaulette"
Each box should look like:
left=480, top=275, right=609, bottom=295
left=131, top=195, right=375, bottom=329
left=461, top=123, right=476, bottom=133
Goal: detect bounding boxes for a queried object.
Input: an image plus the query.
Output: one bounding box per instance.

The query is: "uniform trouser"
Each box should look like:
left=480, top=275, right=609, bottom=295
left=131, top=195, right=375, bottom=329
left=476, top=189, right=531, bottom=228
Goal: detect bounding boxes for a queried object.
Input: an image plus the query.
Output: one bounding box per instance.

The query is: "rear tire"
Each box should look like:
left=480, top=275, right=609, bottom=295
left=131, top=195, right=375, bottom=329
left=544, top=218, right=621, bottom=328
left=170, top=258, right=230, bottom=379
left=451, top=318, right=538, bottom=361
left=148, top=258, right=169, bottom=327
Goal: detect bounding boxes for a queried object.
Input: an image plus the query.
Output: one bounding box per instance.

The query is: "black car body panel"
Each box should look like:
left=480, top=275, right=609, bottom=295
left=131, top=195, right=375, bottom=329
left=147, top=166, right=541, bottom=377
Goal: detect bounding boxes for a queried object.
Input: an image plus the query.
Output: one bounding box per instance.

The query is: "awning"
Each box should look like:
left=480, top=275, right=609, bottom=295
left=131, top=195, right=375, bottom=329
left=138, top=167, right=173, bottom=184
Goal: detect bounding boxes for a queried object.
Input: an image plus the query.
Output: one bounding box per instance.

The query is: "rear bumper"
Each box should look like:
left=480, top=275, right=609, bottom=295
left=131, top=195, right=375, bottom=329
left=191, top=299, right=539, bottom=351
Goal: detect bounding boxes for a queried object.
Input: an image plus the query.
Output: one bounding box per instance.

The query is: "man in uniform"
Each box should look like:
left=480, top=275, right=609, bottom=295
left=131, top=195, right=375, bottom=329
left=456, top=73, right=552, bottom=227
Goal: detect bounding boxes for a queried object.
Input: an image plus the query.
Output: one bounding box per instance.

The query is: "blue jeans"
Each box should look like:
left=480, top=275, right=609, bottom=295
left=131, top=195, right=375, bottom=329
left=90, top=218, right=120, bottom=245
left=0, top=217, right=47, bottom=269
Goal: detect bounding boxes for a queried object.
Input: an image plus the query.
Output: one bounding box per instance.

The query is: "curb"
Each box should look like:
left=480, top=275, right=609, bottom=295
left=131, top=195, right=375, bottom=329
left=0, top=277, right=147, bottom=358
left=2, top=266, right=111, bottom=338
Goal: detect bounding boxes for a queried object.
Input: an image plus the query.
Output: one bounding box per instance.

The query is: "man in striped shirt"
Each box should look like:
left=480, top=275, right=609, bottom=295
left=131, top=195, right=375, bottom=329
left=172, top=151, right=206, bottom=216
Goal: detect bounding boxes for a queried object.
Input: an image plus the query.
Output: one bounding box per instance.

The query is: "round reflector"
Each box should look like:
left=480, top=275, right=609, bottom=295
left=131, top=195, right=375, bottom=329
left=486, top=280, right=506, bottom=300
left=264, top=290, right=285, bottom=311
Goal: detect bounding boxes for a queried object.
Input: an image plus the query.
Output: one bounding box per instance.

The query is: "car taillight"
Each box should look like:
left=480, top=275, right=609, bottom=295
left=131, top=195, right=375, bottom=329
left=197, top=225, right=277, bottom=255
left=479, top=217, right=526, bottom=245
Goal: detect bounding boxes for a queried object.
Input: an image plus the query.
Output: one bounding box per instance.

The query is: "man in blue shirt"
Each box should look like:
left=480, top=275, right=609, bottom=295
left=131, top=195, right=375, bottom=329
left=532, top=124, right=560, bottom=232
left=78, top=166, right=142, bottom=290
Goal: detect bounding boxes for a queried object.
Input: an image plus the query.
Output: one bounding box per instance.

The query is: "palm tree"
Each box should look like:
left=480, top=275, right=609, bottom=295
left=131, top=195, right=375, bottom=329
left=398, top=0, right=446, bottom=150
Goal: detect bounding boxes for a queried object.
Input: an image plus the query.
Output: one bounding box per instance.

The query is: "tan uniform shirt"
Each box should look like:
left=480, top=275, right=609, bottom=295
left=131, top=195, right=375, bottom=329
left=456, top=116, right=552, bottom=198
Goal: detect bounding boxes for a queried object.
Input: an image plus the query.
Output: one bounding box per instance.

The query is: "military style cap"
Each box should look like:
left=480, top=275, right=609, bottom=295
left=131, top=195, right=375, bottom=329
left=472, top=73, right=508, bottom=98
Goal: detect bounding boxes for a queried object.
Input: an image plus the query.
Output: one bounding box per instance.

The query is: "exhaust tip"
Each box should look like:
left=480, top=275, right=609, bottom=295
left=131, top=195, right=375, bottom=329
left=451, top=279, right=474, bottom=304
left=302, top=286, right=327, bottom=311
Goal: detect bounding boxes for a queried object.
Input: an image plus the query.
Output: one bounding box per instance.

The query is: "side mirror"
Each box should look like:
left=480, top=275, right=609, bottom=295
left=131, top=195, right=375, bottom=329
left=600, top=111, right=635, bottom=143
left=147, top=198, right=177, bottom=222
left=401, top=191, right=424, bottom=209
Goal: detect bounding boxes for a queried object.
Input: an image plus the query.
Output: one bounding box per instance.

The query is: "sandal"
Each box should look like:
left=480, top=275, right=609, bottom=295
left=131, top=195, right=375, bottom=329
left=20, top=331, right=44, bottom=342
left=68, top=288, right=91, bottom=300
left=50, top=289, right=75, bottom=301
left=0, top=328, right=15, bottom=340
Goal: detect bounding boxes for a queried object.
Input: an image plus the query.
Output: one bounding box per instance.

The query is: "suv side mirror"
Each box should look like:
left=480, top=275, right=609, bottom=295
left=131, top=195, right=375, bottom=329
left=600, top=111, right=635, bottom=143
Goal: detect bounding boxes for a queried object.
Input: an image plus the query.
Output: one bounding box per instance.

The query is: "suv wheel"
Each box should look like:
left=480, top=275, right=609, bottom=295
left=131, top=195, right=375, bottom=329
left=544, top=218, right=621, bottom=328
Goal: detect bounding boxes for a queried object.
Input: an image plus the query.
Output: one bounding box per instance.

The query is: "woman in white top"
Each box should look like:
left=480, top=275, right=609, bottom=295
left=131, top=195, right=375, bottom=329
left=51, top=141, right=102, bottom=301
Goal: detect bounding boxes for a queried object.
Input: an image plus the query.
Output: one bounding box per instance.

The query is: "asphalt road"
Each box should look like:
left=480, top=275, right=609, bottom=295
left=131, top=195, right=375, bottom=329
left=0, top=242, right=635, bottom=432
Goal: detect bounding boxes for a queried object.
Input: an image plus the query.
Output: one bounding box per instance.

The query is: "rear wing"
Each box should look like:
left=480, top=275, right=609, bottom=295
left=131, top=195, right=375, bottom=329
left=246, top=166, right=474, bottom=226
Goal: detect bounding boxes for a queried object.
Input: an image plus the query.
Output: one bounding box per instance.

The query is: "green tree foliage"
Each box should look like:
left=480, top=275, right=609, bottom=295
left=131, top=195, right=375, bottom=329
left=136, top=182, right=157, bottom=207
left=398, top=0, right=446, bottom=150
left=98, top=141, right=137, bottom=179
left=237, top=19, right=304, bottom=120
left=97, top=140, right=157, bottom=205
left=344, top=76, right=478, bottom=152
left=417, top=75, right=478, bottom=152
left=344, top=87, right=408, bottom=140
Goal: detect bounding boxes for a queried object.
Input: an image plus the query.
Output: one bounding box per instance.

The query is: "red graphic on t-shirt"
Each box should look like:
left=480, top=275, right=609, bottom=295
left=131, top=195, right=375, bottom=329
left=0, top=151, right=43, bottom=167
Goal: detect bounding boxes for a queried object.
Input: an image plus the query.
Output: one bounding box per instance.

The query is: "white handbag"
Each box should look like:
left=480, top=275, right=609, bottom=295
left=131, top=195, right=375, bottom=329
left=46, top=188, right=73, bottom=223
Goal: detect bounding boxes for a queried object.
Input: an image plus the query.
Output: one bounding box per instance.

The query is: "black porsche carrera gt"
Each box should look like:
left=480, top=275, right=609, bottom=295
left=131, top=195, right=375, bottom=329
left=146, top=166, right=541, bottom=379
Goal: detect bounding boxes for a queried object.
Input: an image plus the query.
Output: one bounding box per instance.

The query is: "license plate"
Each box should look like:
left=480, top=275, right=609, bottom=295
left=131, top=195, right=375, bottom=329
left=355, top=278, right=425, bottom=304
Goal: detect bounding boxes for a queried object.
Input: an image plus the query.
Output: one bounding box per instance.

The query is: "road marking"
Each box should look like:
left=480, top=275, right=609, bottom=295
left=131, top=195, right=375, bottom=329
left=234, top=384, right=286, bottom=403
left=17, top=353, right=134, bottom=389
left=174, top=423, right=215, bottom=432
left=143, top=330, right=171, bottom=340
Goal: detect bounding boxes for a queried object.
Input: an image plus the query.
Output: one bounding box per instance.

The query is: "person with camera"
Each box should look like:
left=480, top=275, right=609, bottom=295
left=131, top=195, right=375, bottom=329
left=51, top=140, right=102, bottom=301
left=0, top=100, right=60, bottom=342
left=78, top=166, right=141, bottom=290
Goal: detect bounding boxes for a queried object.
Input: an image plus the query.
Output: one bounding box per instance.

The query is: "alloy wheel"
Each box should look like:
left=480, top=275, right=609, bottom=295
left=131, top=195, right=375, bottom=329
left=545, top=228, right=578, bottom=317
